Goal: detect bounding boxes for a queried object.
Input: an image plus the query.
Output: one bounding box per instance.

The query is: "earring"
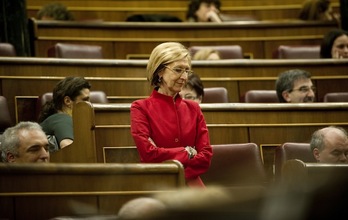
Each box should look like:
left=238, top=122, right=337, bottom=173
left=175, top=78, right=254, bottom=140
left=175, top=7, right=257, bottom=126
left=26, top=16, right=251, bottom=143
left=158, top=77, right=162, bottom=83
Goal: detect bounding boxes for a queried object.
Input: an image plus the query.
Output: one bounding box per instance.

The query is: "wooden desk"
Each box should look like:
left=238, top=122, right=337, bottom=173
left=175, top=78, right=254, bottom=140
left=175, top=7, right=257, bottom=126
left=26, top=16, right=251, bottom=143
left=1, top=58, right=347, bottom=123
left=30, top=19, right=338, bottom=59
left=0, top=161, right=185, bottom=220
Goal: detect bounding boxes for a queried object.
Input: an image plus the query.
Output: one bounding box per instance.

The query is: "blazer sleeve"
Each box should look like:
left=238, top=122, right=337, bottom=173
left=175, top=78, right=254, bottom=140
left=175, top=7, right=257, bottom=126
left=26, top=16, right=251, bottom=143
left=130, top=101, right=190, bottom=165
left=184, top=105, right=213, bottom=180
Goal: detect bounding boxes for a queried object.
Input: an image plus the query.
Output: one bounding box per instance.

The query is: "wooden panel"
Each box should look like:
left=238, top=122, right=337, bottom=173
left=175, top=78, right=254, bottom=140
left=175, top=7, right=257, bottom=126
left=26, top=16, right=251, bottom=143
left=0, top=162, right=185, bottom=220
left=30, top=19, right=338, bottom=59
left=282, top=159, right=348, bottom=186
left=103, top=146, right=140, bottom=163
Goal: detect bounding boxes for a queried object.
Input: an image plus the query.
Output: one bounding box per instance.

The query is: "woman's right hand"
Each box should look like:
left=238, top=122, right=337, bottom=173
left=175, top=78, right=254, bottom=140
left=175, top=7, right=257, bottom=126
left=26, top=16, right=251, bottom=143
left=207, top=10, right=222, bottom=23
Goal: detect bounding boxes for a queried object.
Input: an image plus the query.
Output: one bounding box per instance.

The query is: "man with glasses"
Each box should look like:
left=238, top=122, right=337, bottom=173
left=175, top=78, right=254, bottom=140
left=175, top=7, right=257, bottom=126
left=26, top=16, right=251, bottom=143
left=275, top=69, right=316, bottom=103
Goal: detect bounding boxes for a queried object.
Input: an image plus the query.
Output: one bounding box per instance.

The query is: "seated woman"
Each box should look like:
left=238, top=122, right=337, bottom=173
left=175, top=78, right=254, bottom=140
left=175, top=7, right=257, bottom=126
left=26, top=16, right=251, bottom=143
left=193, top=48, right=221, bottom=60
left=186, top=0, right=222, bottom=22
left=186, top=0, right=256, bottom=22
left=37, top=2, right=74, bottom=21
left=180, top=73, right=205, bottom=103
left=298, top=0, right=339, bottom=21
left=320, top=29, right=348, bottom=59
left=38, top=76, right=91, bottom=150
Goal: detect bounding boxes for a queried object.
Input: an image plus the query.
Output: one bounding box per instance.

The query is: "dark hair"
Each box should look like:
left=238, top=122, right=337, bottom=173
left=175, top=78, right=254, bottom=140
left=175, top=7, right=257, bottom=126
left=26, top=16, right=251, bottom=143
left=275, top=69, right=312, bottom=103
left=299, top=0, right=330, bottom=20
left=38, top=76, right=91, bottom=122
left=186, top=0, right=221, bottom=21
left=186, top=73, right=204, bottom=99
left=37, top=2, right=74, bottom=21
left=320, top=29, right=348, bottom=58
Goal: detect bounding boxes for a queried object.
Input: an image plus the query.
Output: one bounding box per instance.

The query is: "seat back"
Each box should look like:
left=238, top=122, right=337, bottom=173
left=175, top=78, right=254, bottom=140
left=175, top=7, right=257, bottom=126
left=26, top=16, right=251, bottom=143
left=47, top=43, right=103, bottom=59
left=0, top=96, right=13, bottom=133
left=323, top=92, right=348, bottom=102
left=244, top=90, right=278, bottom=103
left=0, top=43, right=16, bottom=56
left=274, top=142, right=316, bottom=180
left=273, top=45, right=320, bottom=59
left=189, top=45, right=243, bottom=59
left=200, top=143, right=266, bottom=186
left=36, top=91, right=108, bottom=120
left=202, top=87, right=229, bottom=103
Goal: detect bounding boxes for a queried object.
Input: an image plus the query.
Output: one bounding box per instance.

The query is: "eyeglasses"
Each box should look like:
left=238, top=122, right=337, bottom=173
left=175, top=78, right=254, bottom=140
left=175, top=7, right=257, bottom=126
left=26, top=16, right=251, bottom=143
left=182, top=94, right=198, bottom=100
left=164, top=66, right=194, bottom=76
left=290, top=86, right=316, bottom=93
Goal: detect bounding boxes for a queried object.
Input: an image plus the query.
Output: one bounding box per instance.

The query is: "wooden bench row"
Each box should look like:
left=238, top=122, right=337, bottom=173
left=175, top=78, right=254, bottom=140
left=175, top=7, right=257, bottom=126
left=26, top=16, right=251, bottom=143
left=29, top=19, right=338, bottom=59
left=26, top=0, right=340, bottom=21
left=0, top=161, right=185, bottom=220
left=0, top=57, right=347, bottom=123
left=1, top=159, right=345, bottom=219
left=50, top=101, right=348, bottom=182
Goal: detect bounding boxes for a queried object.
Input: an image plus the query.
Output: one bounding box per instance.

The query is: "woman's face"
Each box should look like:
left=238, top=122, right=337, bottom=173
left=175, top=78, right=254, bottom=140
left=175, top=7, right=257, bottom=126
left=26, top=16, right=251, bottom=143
left=207, top=52, right=221, bottom=60
left=180, top=86, right=202, bottom=103
left=331, top=34, right=348, bottom=59
left=159, top=58, right=191, bottom=96
left=195, top=2, right=219, bottom=22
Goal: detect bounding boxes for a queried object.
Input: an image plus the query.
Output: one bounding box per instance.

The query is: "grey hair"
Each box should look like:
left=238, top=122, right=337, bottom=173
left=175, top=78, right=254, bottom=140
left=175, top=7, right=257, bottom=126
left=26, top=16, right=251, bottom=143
left=0, top=121, right=44, bottom=162
left=310, top=126, right=348, bottom=152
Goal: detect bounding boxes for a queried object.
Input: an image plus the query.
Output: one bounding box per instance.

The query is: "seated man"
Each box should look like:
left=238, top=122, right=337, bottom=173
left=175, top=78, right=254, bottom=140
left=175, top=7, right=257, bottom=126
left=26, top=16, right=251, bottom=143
left=275, top=69, right=315, bottom=103
left=310, top=126, right=348, bottom=163
left=0, top=121, right=50, bottom=163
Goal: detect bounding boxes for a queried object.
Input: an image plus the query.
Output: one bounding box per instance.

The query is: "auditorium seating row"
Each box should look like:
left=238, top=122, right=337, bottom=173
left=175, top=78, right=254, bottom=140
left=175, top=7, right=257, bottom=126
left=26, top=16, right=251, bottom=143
left=26, top=0, right=340, bottom=21
left=33, top=90, right=348, bottom=123
left=42, top=42, right=323, bottom=60
left=28, top=19, right=338, bottom=59
left=0, top=57, right=347, bottom=123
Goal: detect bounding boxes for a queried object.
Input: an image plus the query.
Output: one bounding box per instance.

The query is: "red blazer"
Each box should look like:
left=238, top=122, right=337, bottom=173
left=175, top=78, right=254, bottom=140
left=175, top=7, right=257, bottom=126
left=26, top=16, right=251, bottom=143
left=130, top=89, right=213, bottom=187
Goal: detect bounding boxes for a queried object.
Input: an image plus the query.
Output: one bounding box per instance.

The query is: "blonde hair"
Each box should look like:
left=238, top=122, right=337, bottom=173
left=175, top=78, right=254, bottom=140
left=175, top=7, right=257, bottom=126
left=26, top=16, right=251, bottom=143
left=193, top=48, right=221, bottom=60
left=147, top=42, right=191, bottom=87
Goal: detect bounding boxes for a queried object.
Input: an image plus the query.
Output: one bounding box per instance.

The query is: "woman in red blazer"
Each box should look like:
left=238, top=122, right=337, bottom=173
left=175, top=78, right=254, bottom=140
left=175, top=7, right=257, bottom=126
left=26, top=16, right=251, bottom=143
left=130, top=42, right=213, bottom=187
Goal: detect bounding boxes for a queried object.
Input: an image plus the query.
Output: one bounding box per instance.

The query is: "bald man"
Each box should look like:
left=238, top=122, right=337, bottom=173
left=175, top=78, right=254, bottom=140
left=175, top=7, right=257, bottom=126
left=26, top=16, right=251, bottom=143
left=117, top=197, right=166, bottom=219
left=310, top=126, right=348, bottom=163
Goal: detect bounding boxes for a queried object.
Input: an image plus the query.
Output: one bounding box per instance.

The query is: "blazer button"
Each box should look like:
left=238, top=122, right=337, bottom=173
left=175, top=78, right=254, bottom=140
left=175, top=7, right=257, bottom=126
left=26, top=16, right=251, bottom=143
left=175, top=138, right=179, bottom=142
